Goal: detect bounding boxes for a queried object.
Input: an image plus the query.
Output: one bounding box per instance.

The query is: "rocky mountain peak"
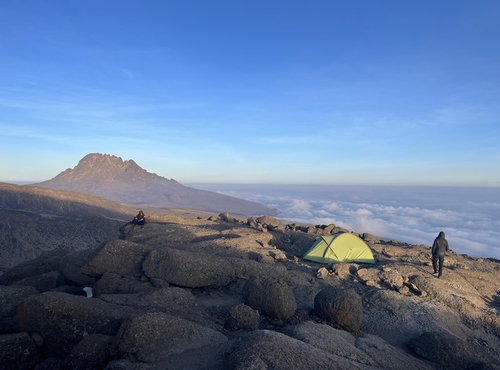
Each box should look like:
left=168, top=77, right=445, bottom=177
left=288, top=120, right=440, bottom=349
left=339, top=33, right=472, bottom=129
left=36, top=153, right=276, bottom=215
left=53, top=153, right=162, bottom=183
left=75, top=153, right=143, bottom=174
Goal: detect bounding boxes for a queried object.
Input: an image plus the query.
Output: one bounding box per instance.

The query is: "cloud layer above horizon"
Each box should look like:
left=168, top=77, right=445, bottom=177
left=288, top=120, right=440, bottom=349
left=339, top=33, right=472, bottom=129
left=194, top=184, right=500, bottom=259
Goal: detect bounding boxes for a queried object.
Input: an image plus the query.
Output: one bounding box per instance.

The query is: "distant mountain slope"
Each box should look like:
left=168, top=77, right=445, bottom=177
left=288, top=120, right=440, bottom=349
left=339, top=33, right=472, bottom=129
left=36, top=153, right=276, bottom=215
left=0, top=183, right=135, bottom=273
left=0, top=182, right=135, bottom=220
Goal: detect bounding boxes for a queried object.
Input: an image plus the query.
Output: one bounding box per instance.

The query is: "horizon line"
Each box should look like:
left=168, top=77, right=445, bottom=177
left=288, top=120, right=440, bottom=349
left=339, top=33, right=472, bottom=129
left=2, top=179, right=500, bottom=189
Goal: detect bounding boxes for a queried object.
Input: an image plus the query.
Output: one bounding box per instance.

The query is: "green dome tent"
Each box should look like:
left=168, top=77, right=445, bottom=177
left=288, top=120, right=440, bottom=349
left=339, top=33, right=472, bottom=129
left=303, top=233, right=375, bottom=264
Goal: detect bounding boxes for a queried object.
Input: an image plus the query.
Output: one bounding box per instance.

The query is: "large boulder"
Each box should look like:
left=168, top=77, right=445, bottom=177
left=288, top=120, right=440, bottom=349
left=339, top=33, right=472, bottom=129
left=243, top=276, right=297, bottom=320
left=112, top=312, right=228, bottom=364
left=82, top=240, right=150, bottom=278
left=225, top=330, right=370, bottom=370
left=314, top=287, right=363, bottom=333
left=0, top=332, right=41, bottom=370
left=99, top=287, right=196, bottom=312
left=14, top=271, right=65, bottom=292
left=282, top=321, right=374, bottom=366
left=224, top=304, right=260, bottom=331
left=379, top=268, right=404, bottom=291
left=17, top=292, right=135, bottom=358
left=93, top=273, right=154, bottom=297
left=0, top=285, right=38, bottom=334
left=362, top=289, right=466, bottom=347
left=142, top=248, right=237, bottom=288
left=255, top=215, right=281, bottom=228
left=61, top=334, right=113, bottom=370
left=56, top=248, right=99, bottom=286
left=408, top=331, right=500, bottom=369
left=0, top=248, right=98, bottom=286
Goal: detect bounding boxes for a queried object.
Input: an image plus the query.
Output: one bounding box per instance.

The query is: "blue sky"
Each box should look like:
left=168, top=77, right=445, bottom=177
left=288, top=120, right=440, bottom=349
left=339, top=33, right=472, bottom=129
left=1, top=1, right=499, bottom=185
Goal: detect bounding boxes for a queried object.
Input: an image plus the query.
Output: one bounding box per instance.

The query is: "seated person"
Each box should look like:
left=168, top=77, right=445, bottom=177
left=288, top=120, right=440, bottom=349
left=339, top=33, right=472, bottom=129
left=133, top=210, right=146, bottom=226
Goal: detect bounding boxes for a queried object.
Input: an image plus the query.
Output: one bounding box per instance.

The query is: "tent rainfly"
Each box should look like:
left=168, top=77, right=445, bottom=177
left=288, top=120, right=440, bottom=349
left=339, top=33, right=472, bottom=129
left=303, top=233, right=375, bottom=264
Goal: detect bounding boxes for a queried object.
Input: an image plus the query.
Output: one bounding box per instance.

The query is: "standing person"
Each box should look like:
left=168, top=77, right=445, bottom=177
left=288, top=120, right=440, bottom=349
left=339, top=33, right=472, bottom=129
left=432, top=231, right=449, bottom=278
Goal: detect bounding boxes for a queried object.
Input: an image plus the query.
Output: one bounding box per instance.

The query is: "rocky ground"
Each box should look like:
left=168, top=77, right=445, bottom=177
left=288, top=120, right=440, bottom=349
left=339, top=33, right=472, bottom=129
left=0, top=213, right=499, bottom=369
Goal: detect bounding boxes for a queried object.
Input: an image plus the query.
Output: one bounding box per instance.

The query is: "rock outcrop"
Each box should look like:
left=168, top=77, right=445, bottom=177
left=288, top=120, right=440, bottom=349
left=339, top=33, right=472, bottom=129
left=17, top=292, right=135, bottom=357
left=112, top=312, right=228, bottom=363
left=315, top=287, right=363, bottom=333
left=143, top=247, right=237, bottom=288
left=243, top=276, right=297, bottom=320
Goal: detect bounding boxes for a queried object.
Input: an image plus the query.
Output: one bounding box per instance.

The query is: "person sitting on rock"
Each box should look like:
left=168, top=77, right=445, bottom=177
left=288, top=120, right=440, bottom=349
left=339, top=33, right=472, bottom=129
left=432, top=231, right=449, bottom=278
left=133, top=210, right=146, bottom=227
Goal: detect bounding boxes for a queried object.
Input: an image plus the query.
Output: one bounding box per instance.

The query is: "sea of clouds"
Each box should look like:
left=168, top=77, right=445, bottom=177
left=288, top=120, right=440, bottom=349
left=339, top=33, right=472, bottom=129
left=192, top=184, right=500, bottom=259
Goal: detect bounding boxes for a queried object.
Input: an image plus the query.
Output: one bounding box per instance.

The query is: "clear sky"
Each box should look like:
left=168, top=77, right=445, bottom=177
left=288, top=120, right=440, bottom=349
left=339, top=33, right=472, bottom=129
left=1, top=0, right=499, bottom=185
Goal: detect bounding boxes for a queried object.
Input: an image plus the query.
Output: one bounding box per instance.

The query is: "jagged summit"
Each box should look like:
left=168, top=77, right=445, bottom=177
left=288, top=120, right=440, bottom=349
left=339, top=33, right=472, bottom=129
left=52, top=153, right=170, bottom=183
left=36, top=153, right=275, bottom=215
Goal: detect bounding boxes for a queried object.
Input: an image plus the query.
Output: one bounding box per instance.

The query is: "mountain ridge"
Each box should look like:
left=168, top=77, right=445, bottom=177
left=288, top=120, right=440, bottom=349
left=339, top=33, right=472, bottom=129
left=36, top=153, right=276, bottom=215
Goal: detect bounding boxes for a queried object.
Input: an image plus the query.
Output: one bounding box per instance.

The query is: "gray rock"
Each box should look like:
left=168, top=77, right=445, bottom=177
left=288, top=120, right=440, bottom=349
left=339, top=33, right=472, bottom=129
left=269, top=249, right=287, bottom=261
left=143, top=248, right=236, bottom=288
left=323, top=224, right=336, bottom=235
left=0, top=248, right=99, bottom=286
left=316, top=267, right=330, bottom=280
left=0, top=332, right=41, bottom=370
left=361, top=289, right=466, bottom=347
left=334, top=263, right=357, bottom=278
left=61, top=334, right=113, bottom=370
left=94, top=273, right=154, bottom=297
left=243, top=276, right=297, bottom=320
left=112, top=312, right=227, bottom=363
left=35, top=357, right=62, bottom=370
left=409, top=331, right=499, bottom=369
left=379, top=269, right=404, bottom=291
left=99, top=287, right=196, bottom=312
left=0, top=285, right=38, bottom=334
left=356, top=268, right=380, bottom=285
left=219, top=212, right=233, bottom=222
left=225, top=304, right=260, bottom=331
left=225, top=330, right=371, bottom=370
left=363, top=233, right=379, bottom=242
left=246, top=217, right=258, bottom=229
left=18, top=292, right=134, bottom=358
left=356, top=334, right=434, bottom=370
left=82, top=240, right=150, bottom=278
left=282, top=321, right=374, bottom=365
left=255, top=215, right=280, bottom=228
left=314, top=287, right=363, bottom=333
left=14, top=271, right=65, bottom=292
left=58, top=249, right=99, bottom=286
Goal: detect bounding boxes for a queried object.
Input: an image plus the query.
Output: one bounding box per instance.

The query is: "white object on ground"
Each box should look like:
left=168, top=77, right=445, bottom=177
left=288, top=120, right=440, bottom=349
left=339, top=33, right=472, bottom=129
left=83, top=287, right=93, bottom=298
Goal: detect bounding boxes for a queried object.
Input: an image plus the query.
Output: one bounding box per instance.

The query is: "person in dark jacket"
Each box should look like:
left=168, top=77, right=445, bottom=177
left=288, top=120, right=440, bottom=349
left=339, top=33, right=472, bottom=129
left=133, top=210, right=146, bottom=227
left=432, top=231, right=449, bottom=278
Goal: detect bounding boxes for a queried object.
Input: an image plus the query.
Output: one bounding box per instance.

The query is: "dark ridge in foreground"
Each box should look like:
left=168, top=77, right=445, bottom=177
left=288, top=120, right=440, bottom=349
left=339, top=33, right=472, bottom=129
left=1, top=212, right=499, bottom=369
left=36, top=153, right=277, bottom=215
